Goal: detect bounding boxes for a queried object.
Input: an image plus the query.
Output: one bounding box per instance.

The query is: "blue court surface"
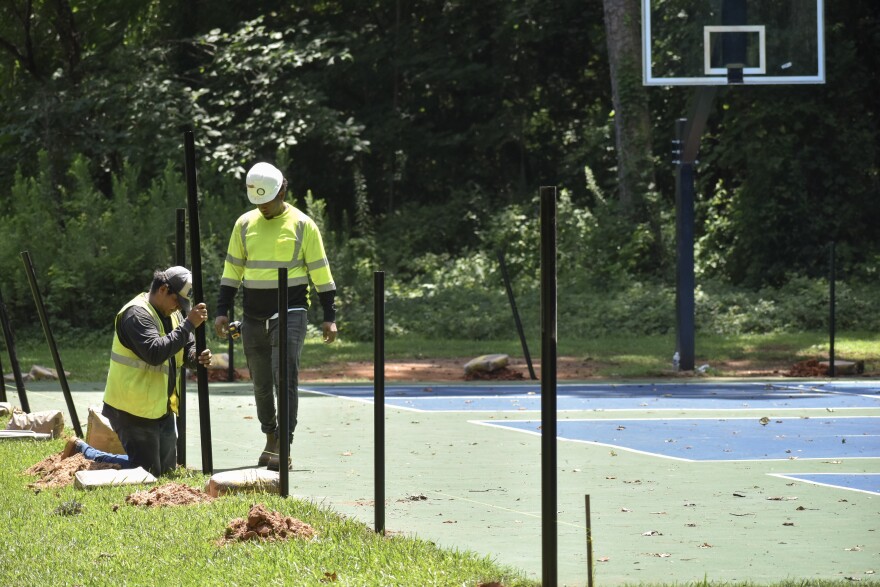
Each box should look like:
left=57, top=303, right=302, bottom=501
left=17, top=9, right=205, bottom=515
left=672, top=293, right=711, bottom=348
left=307, top=380, right=880, bottom=495
left=475, top=416, right=880, bottom=462
left=306, top=381, right=880, bottom=412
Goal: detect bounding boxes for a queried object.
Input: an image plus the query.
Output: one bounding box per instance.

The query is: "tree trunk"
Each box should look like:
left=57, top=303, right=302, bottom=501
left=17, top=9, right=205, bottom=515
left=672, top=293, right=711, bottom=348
left=602, top=0, right=656, bottom=219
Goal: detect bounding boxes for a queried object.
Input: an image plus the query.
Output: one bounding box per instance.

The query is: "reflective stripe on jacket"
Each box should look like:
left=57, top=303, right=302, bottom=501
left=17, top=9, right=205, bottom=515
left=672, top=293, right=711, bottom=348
left=103, top=293, right=184, bottom=419
left=220, top=205, right=335, bottom=298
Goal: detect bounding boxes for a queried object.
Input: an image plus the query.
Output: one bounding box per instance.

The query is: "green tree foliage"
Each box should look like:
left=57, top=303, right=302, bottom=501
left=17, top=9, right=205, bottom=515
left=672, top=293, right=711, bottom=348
left=0, top=155, right=182, bottom=329
left=0, top=0, right=877, bottom=339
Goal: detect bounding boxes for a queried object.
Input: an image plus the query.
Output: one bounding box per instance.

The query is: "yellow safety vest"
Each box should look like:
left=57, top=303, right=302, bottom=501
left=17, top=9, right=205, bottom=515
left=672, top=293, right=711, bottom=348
left=103, top=293, right=184, bottom=419
left=220, top=204, right=335, bottom=298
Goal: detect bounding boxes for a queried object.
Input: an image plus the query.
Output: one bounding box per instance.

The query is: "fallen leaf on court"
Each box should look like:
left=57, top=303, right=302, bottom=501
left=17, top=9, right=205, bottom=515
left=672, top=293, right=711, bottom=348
left=759, top=417, right=770, bottom=426
left=644, top=552, right=671, bottom=558
left=642, top=530, right=662, bottom=536
left=825, top=460, right=842, bottom=464
left=443, top=520, right=457, bottom=524
left=698, top=543, right=713, bottom=548
left=243, top=416, right=253, bottom=419
left=342, top=451, right=353, bottom=456
left=685, top=523, right=697, bottom=527
left=650, top=511, right=667, bottom=515
left=783, top=522, right=795, bottom=526
left=620, top=508, right=632, bottom=512
left=730, top=512, right=755, bottom=516
left=597, top=556, right=610, bottom=562
left=767, top=496, right=798, bottom=501
left=845, top=546, right=864, bottom=551
left=617, top=426, right=626, bottom=430
left=733, top=492, right=746, bottom=497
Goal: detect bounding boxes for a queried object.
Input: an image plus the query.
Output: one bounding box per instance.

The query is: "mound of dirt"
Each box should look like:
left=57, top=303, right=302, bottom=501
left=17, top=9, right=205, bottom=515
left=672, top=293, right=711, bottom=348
left=220, top=503, right=317, bottom=544
left=125, top=482, right=215, bottom=507
left=25, top=453, right=120, bottom=490
left=787, top=359, right=828, bottom=377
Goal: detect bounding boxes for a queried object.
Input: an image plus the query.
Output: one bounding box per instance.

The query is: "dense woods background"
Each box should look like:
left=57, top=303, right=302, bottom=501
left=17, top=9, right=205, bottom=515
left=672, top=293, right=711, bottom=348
left=0, top=0, right=877, bottom=342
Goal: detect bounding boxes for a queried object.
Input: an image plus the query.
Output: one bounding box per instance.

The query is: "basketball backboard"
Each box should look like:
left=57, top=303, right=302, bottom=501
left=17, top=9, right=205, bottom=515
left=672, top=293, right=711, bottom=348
left=642, top=0, right=825, bottom=86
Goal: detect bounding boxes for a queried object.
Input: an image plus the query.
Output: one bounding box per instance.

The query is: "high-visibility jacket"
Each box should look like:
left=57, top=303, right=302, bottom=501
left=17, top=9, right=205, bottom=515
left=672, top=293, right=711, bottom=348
left=220, top=204, right=335, bottom=299
left=103, top=293, right=183, bottom=419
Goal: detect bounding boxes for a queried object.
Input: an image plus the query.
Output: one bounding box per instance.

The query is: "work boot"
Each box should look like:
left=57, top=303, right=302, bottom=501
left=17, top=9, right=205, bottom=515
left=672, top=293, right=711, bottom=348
left=60, top=437, right=82, bottom=460
left=257, top=432, right=277, bottom=467
left=267, top=443, right=292, bottom=471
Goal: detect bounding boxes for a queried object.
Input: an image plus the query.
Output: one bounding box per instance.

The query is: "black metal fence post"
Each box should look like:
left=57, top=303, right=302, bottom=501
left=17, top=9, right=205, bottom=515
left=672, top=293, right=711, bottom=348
left=227, top=307, right=235, bottom=382
left=20, top=251, right=82, bottom=437
left=278, top=268, right=289, bottom=497
left=0, top=288, right=29, bottom=411
left=374, top=271, right=385, bottom=535
left=497, top=249, right=537, bottom=380
left=183, top=130, right=212, bottom=473
left=540, top=186, right=558, bottom=586
left=829, top=241, right=836, bottom=377
left=175, top=208, right=188, bottom=466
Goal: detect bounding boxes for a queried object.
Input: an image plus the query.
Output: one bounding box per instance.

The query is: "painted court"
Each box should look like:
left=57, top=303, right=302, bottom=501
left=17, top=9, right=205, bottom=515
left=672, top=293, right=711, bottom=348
left=20, top=378, right=880, bottom=585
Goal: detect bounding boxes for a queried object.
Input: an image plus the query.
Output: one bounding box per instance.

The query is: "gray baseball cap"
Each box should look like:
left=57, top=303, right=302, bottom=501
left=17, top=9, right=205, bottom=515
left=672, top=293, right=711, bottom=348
left=164, top=266, right=193, bottom=315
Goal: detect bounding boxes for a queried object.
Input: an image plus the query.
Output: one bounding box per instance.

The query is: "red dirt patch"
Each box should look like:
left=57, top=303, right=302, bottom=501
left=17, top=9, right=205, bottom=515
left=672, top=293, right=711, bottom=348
left=125, top=482, right=215, bottom=507
left=25, top=452, right=119, bottom=490
left=220, top=503, right=317, bottom=544
left=202, top=355, right=875, bottom=383
left=787, top=359, right=828, bottom=378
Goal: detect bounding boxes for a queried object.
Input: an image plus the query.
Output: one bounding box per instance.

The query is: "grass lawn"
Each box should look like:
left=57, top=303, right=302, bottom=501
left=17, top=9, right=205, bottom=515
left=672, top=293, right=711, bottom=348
left=0, top=431, right=537, bottom=587
left=2, top=426, right=875, bottom=586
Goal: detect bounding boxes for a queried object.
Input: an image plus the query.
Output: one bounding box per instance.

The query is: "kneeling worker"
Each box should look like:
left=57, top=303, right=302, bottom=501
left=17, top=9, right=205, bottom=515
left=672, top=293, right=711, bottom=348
left=76, top=266, right=213, bottom=476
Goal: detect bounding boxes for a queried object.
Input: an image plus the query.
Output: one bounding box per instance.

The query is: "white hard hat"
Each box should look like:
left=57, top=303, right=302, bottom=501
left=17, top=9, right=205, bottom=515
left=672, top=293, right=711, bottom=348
left=246, top=162, right=284, bottom=205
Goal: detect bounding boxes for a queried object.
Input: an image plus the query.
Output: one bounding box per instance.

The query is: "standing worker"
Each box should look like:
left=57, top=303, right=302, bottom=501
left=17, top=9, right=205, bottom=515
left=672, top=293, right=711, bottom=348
left=101, top=266, right=213, bottom=476
left=214, top=162, right=337, bottom=471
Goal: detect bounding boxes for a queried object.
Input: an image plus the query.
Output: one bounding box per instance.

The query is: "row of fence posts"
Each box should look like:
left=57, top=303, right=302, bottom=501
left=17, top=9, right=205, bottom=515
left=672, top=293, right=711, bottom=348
left=0, top=131, right=847, bottom=584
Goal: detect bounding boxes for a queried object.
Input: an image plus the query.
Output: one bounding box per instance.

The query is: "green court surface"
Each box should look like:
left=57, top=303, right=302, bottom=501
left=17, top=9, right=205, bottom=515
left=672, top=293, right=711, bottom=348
left=14, top=378, right=880, bottom=586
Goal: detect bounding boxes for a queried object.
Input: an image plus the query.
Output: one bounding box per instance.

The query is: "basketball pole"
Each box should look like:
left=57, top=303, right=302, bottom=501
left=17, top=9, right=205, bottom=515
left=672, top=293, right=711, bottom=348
left=672, top=86, right=717, bottom=372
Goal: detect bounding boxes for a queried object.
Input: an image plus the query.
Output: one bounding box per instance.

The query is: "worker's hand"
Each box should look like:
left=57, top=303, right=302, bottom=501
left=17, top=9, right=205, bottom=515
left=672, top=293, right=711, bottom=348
left=214, top=315, right=229, bottom=338
left=322, top=321, right=337, bottom=343
left=197, top=348, right=213, bottom=367
left=188, top=303, right=208, bottom=328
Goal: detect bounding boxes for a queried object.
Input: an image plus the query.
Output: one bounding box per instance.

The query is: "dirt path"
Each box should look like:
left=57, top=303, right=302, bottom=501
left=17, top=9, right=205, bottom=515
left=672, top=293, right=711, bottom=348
left=207, top=356, right=874, bottom=384
left=297, top=356, right=803, bottom=383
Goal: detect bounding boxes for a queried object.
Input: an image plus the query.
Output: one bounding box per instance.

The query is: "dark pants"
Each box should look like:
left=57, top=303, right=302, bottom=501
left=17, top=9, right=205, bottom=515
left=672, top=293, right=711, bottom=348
left=102, top=403, right=177, bottom=476
left=241, top=310, right=307, bottom=444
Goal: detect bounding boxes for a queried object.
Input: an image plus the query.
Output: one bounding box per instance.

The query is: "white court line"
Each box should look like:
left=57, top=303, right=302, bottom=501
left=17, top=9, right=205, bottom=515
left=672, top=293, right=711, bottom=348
left=471, top=416, right=880, bottom=463
left=767, top=472, right=880, bottom=496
